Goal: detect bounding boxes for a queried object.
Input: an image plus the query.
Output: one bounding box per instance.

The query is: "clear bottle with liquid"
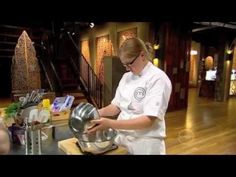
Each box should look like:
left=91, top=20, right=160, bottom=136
left=38, top=99, right=51, bottom=125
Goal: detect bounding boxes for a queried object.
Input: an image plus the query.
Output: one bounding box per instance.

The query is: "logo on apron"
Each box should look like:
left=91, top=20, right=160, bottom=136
left=134, top=87, right=146, bottom=101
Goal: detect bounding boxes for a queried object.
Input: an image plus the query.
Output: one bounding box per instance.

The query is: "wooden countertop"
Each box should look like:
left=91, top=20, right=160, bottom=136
left=0, top=107, right=70, bottom=127
left=51, top=110, right=70, bottom=122
left=58, top=137, right=128, bottom=155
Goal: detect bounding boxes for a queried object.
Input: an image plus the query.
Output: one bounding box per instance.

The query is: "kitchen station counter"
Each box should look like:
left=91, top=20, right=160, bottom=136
left=7, top=123, right=73, bottom=155
left=2, top=107, right=128, bottom=155
left=58, top=137, right=128, bottom=155
left=0, top=108, right=70, bottom=127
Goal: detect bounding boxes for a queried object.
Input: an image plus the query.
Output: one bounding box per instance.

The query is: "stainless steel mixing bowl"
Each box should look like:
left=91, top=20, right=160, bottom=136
left=69, top=102, right=117, bottom=154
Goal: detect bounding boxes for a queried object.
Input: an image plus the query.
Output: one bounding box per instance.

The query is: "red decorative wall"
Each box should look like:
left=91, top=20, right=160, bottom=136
left=81, top=40, right=90, bottom=64
left=96, top=35, right=112, bottom=83
left=118, top=28, right=137, bottom=47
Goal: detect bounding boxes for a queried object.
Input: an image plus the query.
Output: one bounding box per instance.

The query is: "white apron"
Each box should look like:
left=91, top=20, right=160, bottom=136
left=115, top=133, right=166, bottom=155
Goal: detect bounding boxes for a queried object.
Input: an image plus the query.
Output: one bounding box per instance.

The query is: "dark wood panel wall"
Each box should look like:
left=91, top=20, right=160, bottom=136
left=159, top=23, right=192, bottom=111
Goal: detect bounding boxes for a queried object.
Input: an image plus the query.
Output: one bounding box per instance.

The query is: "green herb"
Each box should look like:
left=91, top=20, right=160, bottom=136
left=4, top=102, right=21, bottom=119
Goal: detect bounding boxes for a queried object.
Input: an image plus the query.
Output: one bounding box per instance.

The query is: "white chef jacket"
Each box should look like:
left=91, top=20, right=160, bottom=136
left=111, top=61, right=172, bottom=154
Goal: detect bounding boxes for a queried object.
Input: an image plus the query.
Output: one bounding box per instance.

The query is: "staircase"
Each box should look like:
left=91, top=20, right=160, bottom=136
left=0, top=24, right=61, bottom=100
left=62, top=90, right=88, bottom=107
left=0, top=25, right=30, bottom=53
left=0, top=22, right=100, bottom=108
left=55, top=57, right=88, bottom=107
left=0, top=25, right=32, bottom=97
left=0, top=24, right=42, bottom=57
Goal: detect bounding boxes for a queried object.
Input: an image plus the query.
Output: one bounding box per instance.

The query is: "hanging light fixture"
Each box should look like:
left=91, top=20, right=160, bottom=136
left=153, top=44, right=160, bottom=50
left=153, top=58, right=159, bottom=67
left=89, top=22, right=95, bottom=28
left=226, top=37, right=236, bottom=56
left=190, top=50, right=198, bottom=55
left=226, top=49, right=233, bottom=55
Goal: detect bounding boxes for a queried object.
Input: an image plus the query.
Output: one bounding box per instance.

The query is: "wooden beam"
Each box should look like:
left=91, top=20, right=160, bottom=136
left=0, top=41, right=16, bottom=45
left=0, top=49, right=14, bottom=52
left=0, top=24, right=30, bottom=30
left=0, top=33, right=19, bottom=38
left=0, top=55, right=12, bottom=58
left=0, top=33, right=40, bottom=40
left=192, top=26, right=218, bottom=32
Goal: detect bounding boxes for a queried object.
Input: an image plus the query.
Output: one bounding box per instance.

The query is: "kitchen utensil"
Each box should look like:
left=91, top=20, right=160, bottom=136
left=69, top=102, right=117, bottom=154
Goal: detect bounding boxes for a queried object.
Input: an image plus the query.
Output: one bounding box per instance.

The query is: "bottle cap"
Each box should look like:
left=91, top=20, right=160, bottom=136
left=42, top=99, right=50, bottom=109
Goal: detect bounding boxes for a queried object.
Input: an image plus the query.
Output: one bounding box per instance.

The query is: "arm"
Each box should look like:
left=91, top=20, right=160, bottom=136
left=86, top=115, right=156, bottom=133
left=98, top=104, right=120, bottom=117
left=109, top=115, right=156, bottom=130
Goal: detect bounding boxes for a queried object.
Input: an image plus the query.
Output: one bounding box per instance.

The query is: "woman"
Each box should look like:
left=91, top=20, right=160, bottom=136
left=86, top=37, right=172, bottom=154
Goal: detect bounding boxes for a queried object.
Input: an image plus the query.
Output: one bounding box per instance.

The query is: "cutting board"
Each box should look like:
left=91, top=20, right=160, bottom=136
left=52, top=110, right=70, bottom=122
left=58, top=138, right=128, bottom=155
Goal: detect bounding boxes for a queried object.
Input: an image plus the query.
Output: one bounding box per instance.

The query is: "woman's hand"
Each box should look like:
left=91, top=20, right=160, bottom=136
left=84, top=115, right=156, bottom=134
left=85, top=118, right=114, bottom=134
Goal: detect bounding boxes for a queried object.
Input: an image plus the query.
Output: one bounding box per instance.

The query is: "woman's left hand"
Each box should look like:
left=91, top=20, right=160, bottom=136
left=85, top=118, right=114, bottom=134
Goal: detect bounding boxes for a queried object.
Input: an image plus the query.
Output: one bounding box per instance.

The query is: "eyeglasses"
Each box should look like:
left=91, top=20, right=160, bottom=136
left=122, top=53, right=140, bottom=68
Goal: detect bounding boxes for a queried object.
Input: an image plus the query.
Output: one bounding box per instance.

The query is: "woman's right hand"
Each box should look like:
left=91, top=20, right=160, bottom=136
left=84, top=118, right=114, bottom=134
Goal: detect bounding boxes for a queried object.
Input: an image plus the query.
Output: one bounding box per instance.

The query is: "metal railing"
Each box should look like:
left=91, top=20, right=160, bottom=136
left=67, top=33, right=103, bottom=108
left=35, top=43, right=63, bottom=93
left=38, top=57, right=54, bottom=91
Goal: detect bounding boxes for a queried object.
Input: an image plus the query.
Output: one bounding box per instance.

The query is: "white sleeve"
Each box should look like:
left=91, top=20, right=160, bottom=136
left=143, top=76, right=172, bottom=120
left=111, top=87, right=120, bottom=107
left=111, top=74, right=125, bottom=107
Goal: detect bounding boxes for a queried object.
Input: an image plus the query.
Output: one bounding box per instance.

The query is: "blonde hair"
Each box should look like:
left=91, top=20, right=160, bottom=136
left=118, top=37, right=153, bottom=63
